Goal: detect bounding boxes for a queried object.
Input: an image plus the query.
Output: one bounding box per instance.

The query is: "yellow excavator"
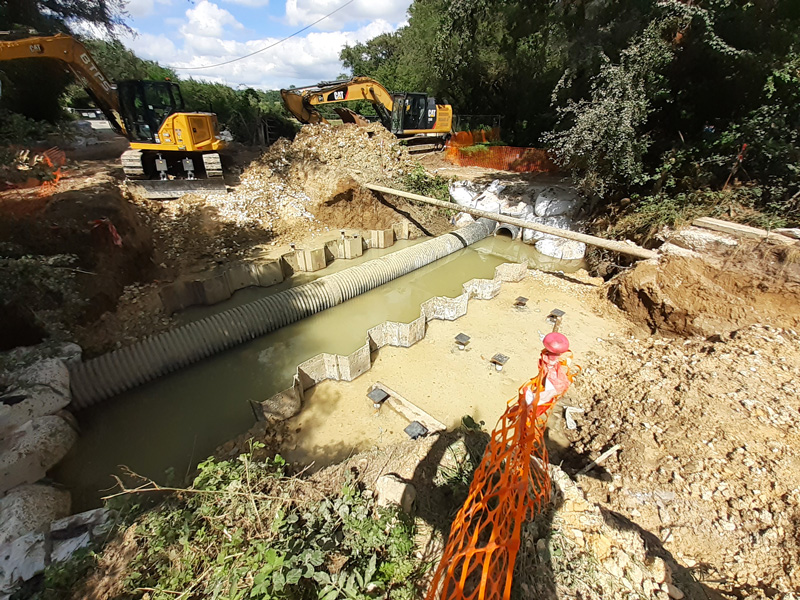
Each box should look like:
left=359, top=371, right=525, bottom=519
left=280, top=77, right=453, bottom=151
left=0, top=33, right=226, bottom=198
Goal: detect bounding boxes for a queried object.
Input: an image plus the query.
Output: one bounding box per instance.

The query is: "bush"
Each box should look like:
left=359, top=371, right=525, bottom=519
left=402, top=164, right=451, bottom=202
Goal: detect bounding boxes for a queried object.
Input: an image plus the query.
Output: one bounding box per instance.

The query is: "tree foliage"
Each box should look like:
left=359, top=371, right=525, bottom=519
left=341, top=0, right=800, bottom=224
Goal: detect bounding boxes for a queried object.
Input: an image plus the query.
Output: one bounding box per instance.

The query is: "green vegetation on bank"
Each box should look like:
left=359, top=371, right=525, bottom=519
left=19, top=447, right=426, bottom=600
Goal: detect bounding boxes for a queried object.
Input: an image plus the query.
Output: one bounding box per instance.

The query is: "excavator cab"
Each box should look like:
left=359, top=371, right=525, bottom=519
left=390, top=93, right=439, bottom=134
left=117, top=80, right=184, bottom=144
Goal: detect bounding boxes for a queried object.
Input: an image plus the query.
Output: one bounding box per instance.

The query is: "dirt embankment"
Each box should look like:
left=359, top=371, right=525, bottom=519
left=609, top=227, right=800, bottom=337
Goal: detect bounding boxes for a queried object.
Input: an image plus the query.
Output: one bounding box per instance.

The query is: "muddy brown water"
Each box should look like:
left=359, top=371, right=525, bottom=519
left=52, top=237, right=583, bottom=510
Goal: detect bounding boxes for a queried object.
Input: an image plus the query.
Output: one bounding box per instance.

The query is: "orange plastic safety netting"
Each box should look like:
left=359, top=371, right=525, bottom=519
left=444, top=130, right=557, bottom=173
left=426, top=349, right=576, bottom=600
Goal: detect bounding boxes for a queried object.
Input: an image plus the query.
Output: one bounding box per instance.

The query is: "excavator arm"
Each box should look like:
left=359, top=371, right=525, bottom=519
left=280, top=76, right=394, bottom=129
left=0, top=34, right=125, bottom=135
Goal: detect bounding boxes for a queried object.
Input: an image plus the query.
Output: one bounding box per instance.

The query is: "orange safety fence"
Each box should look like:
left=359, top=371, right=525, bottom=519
left=445, top=145, right=557, bottom=173
left=426, top=344, right=577, bottom=600
left=445, top=129, right=557, bottom=173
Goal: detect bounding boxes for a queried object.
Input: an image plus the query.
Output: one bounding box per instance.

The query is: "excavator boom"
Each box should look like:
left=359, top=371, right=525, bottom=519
left=0, top=33, right=227, bottom=198
left=0, top=34, right=123, bottom=135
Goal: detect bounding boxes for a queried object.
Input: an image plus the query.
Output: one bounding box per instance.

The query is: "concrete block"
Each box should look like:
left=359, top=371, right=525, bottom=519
left=370, top=229, right=394, bottom=249
left=296, top=248, right=327, bottom=272
left=422, top=293, right=469, bottom=322
left=463, top=278, right=502, bottom=300
left=392, top=221, right=410, bottom=240
left=195, top=274, right=231, bottom=306
left=159, top=281, right=193, bottom=314
left=254, top=260, right=284, bottom=287
left=224, top=263, right=257, bottom=292
left=340, top=236, right=363, bottom=259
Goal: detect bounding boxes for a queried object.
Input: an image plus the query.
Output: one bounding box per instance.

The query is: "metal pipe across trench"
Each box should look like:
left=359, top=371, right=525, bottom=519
left=69, top=219, right=495, bottom=408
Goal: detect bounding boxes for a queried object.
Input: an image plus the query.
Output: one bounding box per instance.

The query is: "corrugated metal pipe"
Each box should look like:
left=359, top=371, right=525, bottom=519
left=69, top=219, right=495, bottom=408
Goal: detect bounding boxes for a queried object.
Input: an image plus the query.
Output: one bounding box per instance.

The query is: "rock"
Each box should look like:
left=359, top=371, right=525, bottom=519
left=375, top=474, right=416, bottom=514
left=0, top=484, right=71, bottom=545
left=534, top=188, right=582, bottom=217
left=0, top=415, right=78, bottom=494
left=535, top=237, right=587, bottom=260
left=664, top=582, right=685, bottom=599
left=0, top=532, right=46, bottom=597
left=649, top=556, right=671, bottom=584
left=454, top=212, right=475, bottom=227
left=0, top=359, right=72, bottom=433
left=589, top=533, right=613, bottom=561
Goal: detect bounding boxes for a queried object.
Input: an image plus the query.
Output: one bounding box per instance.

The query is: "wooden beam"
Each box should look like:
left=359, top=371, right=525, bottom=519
left=370, top=382, right=446, bottom=433
left=693, top=217, right=796, bottom=243
left=364, top=183, right=658, bottom=260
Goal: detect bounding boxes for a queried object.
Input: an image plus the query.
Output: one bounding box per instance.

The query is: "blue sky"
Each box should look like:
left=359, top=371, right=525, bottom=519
left=118, top=0, right=412, bottom=89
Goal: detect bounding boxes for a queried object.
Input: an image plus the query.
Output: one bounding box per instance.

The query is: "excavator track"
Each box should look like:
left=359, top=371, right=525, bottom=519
left=122, top=150, right=227, bottom=199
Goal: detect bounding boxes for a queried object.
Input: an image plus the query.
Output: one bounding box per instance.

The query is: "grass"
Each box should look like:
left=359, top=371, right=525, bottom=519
left=19, top=445, right=427, bottom=600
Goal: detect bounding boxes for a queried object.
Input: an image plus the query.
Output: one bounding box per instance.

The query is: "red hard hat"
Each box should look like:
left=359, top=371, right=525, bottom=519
left=543, top=332, right=569, bottom=354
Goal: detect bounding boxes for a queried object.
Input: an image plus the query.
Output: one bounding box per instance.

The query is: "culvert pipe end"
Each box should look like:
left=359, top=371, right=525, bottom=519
left=68, top=221, right=493, bottom=408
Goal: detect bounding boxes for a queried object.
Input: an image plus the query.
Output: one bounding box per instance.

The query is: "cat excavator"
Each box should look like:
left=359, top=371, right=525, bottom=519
left=0, top=33, right=227, bottom=198
left=280, top=77, right=453, bottom=152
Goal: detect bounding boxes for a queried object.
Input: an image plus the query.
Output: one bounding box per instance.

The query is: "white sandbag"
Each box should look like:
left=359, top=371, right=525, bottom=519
left=535, top=237, right=587, bottom=260
left=449, top=181, right=479, bottom=207
left=485, top=179, right=506, bottom=195
left=500, top=201, right=534, bottom=220
left=474, top=191, right=502, bottom=214
left=534, top=187, right=582, bottom=217
left=521, top=215, right=572, bottom=243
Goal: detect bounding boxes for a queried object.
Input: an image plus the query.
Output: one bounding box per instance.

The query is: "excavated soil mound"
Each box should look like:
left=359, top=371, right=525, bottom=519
left=610, top=227, right=800, bottom=336
left=566, top=325, right=800, bottom=598
left=193, top=123, right=439, bottom=240
left=0, top=176, right=154, bottom=349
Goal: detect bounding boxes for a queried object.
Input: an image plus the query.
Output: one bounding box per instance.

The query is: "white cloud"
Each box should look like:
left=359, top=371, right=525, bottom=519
left=180, top=1, right=245, bottom=39
left=161, top=18, right=397, bottom=89
left=126, top=0, right=172, bottom=18
left=221, top=0, right=271, bottom=6
left=285, top=0, right=412, bottom=31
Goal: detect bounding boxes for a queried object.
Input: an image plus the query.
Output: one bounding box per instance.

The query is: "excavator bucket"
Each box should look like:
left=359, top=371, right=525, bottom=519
left=333, top=107, right=371, bottom=127
left=127, top=178, right=228, bottom=200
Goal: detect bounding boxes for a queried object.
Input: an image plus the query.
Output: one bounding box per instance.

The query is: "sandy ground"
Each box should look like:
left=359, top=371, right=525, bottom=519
left=279, top=268, right=636, bottom=468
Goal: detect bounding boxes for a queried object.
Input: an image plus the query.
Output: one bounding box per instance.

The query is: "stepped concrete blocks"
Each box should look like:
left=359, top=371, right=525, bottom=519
left=296, top=248, right=327, bottom=272
left=254, top=261, right=284, bottom=287
left=340, top=236, right=363, bottom=259
left=392, top=221, right=410, bottom=241
left=371, top=228, right=395, bottom=249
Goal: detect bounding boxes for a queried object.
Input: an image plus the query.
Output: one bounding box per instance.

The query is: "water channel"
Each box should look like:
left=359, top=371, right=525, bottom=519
left=52, top=236, right=582, bottom=510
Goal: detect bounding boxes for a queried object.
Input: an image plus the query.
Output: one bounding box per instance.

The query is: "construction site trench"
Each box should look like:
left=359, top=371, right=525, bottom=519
left=2, top=123, right=800, bottom=600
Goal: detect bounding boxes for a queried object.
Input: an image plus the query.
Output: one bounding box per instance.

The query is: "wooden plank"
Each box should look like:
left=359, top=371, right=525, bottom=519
left=364, top=183, right=659, bottom=260
left=371, top=382, right=447, bottom=433
left=693, top=217, right=796, bottom=243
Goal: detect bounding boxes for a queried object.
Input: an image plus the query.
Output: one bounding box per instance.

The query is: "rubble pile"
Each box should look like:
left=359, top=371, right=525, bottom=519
left=197, top=123, right=417, bottom=238
left=567, top=325, right=800, bottom=597
left=517, top=467, right=702, bottom=600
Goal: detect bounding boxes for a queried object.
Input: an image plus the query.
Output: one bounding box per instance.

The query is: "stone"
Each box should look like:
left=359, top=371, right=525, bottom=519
left=589, top=533, right=613, bottom=561
left=375, top=474, right=416, bottom=514
left=0, top=484, right=71, bottom=545
left=454, top=212, right=475, bottom=228
left=0, top=359, right=72, bottom=433
left=649, top=556, right=671, bottom=584
left=0, top=532, right=46, bottom=597
left=0, top=415, right=78, bottom=494
left=664, top=582, right=685, bottom=599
